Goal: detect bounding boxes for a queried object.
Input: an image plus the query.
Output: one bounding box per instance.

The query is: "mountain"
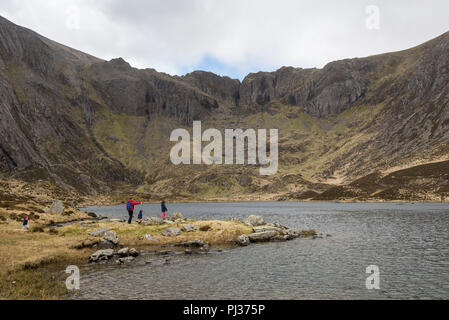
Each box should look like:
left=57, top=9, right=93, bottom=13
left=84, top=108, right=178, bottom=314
left=0, top=15, right=448, bottom=201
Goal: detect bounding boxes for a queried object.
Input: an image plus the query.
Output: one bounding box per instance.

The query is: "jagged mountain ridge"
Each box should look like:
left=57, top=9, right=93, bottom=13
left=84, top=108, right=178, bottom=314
left=1, top=15, right=448, bottom=200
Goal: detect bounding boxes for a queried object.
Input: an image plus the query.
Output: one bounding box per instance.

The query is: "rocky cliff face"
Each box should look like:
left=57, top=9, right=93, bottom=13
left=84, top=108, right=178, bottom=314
left=0, top=15, right=448, bottom=200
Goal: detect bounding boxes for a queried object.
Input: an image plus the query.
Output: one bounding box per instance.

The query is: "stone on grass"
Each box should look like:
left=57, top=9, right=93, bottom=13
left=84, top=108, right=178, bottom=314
left=161, top=227, right=181, bottom=237
left=88, top=227, right=110, bottom=237
left=49, top=200, right=65, bottom=215
left=143, top=234, right=158, bottom=242
left=181, top=224, right=198, bottom=232
left=104, top=231, right=119, bottom=245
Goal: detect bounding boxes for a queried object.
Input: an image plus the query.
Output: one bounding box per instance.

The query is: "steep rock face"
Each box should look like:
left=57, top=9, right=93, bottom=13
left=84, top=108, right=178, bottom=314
left=296, top=59, right=370, bottom=116
left=88, top=59, right=220, bottom=124
left=239, top=67, right=316, bottom=107
left=181, top=71, right=240, bottom=107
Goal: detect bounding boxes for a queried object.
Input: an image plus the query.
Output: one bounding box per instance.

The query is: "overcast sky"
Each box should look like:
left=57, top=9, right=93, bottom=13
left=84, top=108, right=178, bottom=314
left=1, top=0, right=448, bottom=79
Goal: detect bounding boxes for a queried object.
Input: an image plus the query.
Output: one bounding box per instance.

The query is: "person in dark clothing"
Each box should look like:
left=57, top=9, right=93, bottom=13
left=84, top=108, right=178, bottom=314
left=137, top=209, right=143, bottom=224
left=161, top=201, right=168, bottom=219
left=126, top=200, right=142, bottom=224
left=22, top=217, right=29, bottom=230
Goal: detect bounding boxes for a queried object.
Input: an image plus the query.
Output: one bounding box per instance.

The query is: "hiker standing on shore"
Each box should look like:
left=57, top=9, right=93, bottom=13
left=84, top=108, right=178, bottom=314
left=161, top=201, right=168, bottom=219
left=126, top=200, right=142, bottom=224
left=22, top=217, right=29, bottom=231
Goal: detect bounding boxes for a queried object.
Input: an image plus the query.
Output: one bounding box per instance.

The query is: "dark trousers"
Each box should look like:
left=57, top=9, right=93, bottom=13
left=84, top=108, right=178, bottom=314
left=128, top=210, right=134, bottom=224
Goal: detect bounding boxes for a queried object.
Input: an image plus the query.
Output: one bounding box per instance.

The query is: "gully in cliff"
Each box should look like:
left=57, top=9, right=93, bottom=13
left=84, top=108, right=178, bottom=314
left=170, top=121, right=278, bottom=175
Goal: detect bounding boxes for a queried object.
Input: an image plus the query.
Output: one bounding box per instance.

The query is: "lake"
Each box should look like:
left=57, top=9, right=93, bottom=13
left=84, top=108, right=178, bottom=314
left=75, top=201, right=449, bottom=300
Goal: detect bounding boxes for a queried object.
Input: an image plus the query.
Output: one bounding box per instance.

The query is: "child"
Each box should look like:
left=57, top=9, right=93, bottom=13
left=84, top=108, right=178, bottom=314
left=137, top=209, right=143, bottom=224
left=161, top=201, right=168, bottom=219
left=22, top=217, right=29, bottom=231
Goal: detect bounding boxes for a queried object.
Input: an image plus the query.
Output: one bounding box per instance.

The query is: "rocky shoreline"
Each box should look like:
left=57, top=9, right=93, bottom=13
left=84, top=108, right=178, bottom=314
left=84, top=213, right=319, bottom=265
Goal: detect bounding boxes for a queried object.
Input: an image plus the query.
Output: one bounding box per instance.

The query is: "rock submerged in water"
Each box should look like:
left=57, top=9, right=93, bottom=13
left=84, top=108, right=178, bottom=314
left=237, top=234, right=250, bottom=246
left=116, top=256, right=135, bottom=264
left=174, top=239, right=209, bottom=248
left=89, top=249, right=114, bottom=262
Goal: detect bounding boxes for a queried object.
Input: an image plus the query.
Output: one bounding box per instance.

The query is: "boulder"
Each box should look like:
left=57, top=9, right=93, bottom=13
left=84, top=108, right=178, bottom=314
left=247, top=231, right=278, bottom=242
left=143, top=234, right=159, bottom=242
left=161, top=227, right=181, bottom=237
left=49, top=200, right=64, bottom=215
left=129, top=248, right=139, bottom=257
left=117, top=247, right=129, bottom=257
left=89, top=249, right=114, bottom=262
left=87, top=212, right=97, bottom=218
left=253, top=225, right=285, bottom=234
left=237, top=234, right=250, bottom=246
left=117, top=256, right=135, bottom=264
left=244, top=215, right=265, bottom=226
left=97, top=239, right=115, bottom=249
left=103, top=231, right=119, bottom=245
left=88, top=227, right=110, bottom=237
left=142, top=217, right=164, bottom=225
left=166, top=212, right=184, bottom=221
left=181, top=224, right=198, bottom=232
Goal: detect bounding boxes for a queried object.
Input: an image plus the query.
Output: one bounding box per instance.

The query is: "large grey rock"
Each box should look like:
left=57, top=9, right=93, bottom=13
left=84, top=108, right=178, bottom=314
left=142, top=217, right=165, bottom=225
left=117, top=247, right=129, bottom=257
left=161, top=227, right=181, bottom=237
left=237, top=234, right=250, bottom=246
left=49, top=200, right=64, bottom=215
left=253, top=226, right=285, bottom=234
left=129, top=248, right=139, bottom=257
left=247, top=231, right=278, bottom=242
left=88, top=227, right=110, bottom=237
left=89, top=249, right=114, bottom=262
left=103, top=231, right=119, bottom=245
left=166, top=212, right=184, bottom=221
left=181, top=224, right=198, bottom=232
left=244, top=215, right=265, bottom=227
left=97, top=239, right=115, bottom=249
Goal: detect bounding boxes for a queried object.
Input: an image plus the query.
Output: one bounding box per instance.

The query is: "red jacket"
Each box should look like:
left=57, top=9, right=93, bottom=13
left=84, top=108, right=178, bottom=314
left=127, top=200, right=141, bottom=210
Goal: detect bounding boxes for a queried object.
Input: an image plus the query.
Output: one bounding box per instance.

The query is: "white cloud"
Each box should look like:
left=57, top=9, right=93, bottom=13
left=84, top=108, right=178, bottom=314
left=0, top=0, right=448, bottom=79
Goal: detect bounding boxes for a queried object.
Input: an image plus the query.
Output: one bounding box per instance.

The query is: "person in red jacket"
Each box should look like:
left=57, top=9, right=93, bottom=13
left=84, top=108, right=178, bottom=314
left=126, top=200, right=142, bottom=224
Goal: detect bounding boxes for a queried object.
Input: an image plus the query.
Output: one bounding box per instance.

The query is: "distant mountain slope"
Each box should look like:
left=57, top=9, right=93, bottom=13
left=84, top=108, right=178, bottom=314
left=0, top=15, right=448, bottom=201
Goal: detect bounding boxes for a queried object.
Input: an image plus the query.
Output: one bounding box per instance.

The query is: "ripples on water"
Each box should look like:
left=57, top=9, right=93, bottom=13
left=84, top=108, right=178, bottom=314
left=76, top=202, right=449, bottom=300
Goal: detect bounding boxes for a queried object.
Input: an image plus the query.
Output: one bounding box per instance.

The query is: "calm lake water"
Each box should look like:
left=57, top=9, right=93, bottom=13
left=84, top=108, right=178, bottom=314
left=75, top=202, right=449, bottom=300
